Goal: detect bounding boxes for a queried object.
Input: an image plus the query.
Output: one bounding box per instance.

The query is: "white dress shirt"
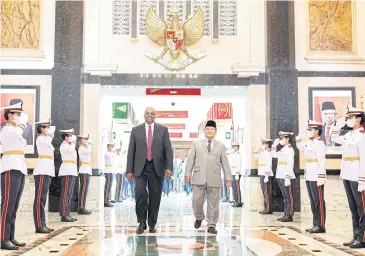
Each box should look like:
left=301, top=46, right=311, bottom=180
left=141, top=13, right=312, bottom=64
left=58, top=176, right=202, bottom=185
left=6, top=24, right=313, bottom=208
left=145, top=122, right=155, bottom=142
left=205, top=138, right=215, bottom=151
left=78, top=144, right=93, bottom=175
left=59, top=142, right=78, bottom=176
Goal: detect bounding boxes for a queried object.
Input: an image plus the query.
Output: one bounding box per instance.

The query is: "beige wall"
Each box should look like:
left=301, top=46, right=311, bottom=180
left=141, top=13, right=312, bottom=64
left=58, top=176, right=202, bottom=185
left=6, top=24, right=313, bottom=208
left=298, top=77, right=365, bottom=169
left=1, top=75, right=52, bottom=169
left=80, top=83, right=101, bottom=169
left=247, top=84, right=267, bottom=169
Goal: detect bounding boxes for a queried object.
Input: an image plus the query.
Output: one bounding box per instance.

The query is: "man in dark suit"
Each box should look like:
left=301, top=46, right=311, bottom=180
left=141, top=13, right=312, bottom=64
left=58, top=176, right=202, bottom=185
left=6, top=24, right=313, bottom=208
left=126, top=107, right=173, bottom=234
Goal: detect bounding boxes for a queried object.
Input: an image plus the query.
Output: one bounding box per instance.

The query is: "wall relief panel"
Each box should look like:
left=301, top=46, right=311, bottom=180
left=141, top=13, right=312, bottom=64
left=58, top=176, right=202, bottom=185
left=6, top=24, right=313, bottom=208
left=309, top=0, right=353, bottom=52
left=1, top=0, right=41, bottom=49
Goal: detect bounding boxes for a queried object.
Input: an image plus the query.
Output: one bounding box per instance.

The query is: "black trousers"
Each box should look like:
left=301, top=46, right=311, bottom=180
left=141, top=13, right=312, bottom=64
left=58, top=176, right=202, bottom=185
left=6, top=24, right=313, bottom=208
left=277, top=178, right=295, bottom=217
left=232, top=175, right=242, bottom=204
left=1, top=170, right=25, bottom=241
left=59, top=176, right=76, bottom=217
left=260, top=176, right=272, bottom=212
left=104, top=173, right=114, bottom=204
left=306, top=181, right=326, bottom=227
left=33, top=175, right=52, bottom=230
left=115, top=173, right=124, bottom=201
left=343, top=180, right=365, bottom=242
left=135, top=160, right=164, bottom=227
left=78, top=174, right=91, bottom=210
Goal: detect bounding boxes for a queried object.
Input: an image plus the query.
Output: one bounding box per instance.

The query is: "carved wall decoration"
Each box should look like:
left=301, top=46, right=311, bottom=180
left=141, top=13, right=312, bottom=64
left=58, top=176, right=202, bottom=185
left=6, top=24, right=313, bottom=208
left=193, top=0, right=210, bottom=36
left=309, top=0, right=353, bottom=52
left=140, top=0, right=157, bottom=35
left=1, top=0, right=41, bottom=49
left=219, top=0, right=237, bottom=36
left=112, top=0, right=130, bottom=35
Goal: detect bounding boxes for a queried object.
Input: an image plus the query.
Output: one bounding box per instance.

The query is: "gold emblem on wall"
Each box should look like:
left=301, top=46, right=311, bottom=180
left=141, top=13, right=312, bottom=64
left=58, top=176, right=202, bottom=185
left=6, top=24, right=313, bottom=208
left=1, top=0, right=41, bottom=49
left=144, top=7, right=206, bottom=71
left=309, top=0, right=353, bottom=52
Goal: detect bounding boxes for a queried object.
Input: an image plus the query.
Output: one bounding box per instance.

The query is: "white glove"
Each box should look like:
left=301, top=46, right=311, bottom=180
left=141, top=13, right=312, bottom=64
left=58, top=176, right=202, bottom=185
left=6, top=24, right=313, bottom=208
left=358, top=184, right=365, bottom=192
left=317, top=178, right=325, bottom=186
left=264, top=175, right=269, bottom=183
left=284, top=178, right=291, bottom=187
left=235, top=175, right=239, bottom=180
left=70, top=135, right=77, bottom=142
left=48, top=126, right=56, bottom=135
left=88, top=138, right=93, bottom=144
left=295, top=136, right=302, bottom=143
left=21, top=112, right=28, bottom=125
left=273, top=138, right=280, bottom=147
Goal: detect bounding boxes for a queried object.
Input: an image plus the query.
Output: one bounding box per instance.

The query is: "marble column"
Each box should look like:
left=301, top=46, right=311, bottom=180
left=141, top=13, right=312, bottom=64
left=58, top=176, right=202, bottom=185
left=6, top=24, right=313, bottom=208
left=266, top=1, right=300, bottom=212
left=49, top=1, right=84, bottom=212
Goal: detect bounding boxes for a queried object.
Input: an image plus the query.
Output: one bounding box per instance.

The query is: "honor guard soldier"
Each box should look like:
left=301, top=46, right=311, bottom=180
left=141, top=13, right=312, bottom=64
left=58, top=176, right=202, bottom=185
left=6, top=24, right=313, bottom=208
left=331, top=107, right=365, bottom=248
left=0, top=103, right=27, bottom=250
left=33, top=119, right=56, bottom=234
left=77, top=134, right=93, bottom=215
left=296, top=120, right=326, bottom=233
left=59, top=129, right=78, bottom=222
left=229, top=143, right=242, bottom=207
left=114, top=141, right=126, bottom=202
left=272, top=131, right=295, bottom=222
left=254, top=138, right=273, bottom=214
left=104, top=142, right=115, bottom=207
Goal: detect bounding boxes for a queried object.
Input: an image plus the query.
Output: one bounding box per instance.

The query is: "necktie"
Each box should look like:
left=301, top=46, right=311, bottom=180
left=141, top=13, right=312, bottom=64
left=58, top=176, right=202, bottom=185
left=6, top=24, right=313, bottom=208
left=325, top=126, right=331, bottom=145
left=147, top=126, right=152, bottom=160
left=207, top=140, right=212, bottom=153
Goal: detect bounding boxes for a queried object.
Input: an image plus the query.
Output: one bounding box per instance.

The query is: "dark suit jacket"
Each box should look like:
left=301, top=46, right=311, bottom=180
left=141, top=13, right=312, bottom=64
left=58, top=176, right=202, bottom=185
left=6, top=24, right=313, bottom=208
left=126, top=123, right=173, bottom=177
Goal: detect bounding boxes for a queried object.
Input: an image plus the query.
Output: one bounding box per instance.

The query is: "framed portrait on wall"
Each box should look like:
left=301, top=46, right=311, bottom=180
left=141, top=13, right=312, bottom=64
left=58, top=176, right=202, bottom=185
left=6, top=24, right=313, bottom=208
left=0, top=86, right=40, bottom=157
left=309, top=87, right=356, bottom=158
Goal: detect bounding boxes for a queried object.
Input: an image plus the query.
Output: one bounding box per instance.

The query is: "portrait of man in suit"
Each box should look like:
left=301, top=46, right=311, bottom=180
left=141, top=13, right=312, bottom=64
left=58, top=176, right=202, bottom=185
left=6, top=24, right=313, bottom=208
left=320, top=101, right=338, bottom=146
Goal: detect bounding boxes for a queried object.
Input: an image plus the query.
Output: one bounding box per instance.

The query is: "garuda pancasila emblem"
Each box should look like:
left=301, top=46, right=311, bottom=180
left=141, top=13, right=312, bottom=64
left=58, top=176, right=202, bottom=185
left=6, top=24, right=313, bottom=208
left=144, top=7, right=206, bottom=71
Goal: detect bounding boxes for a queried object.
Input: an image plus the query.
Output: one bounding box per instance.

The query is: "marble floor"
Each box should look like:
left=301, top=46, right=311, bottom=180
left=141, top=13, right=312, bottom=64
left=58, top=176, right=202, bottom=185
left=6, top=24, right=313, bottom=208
left=1, top=192, right=364, bottom=256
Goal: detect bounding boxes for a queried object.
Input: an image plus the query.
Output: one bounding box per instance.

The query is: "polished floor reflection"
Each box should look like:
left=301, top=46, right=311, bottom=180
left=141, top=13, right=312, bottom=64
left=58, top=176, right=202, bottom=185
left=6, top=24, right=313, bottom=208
left=1, top=192, right=365, bottom=255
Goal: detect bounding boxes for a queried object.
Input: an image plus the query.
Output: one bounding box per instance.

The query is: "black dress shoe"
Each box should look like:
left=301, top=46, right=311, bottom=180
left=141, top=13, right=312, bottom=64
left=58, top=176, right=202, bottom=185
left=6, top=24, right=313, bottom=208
left=110, top=200, right=116, bottom=203
left=343, top=239, right=356, bottom=246
left=280, top=216, right=293, bottom=222
left=46, top=226, right=54, bottom=232
left=69, top=216, right=78, bottom=221
left=305, top=226, right=315, bottom=232
left=207, top=227, right=217, bottom=234
left=35, top=227, right=50, bottom=234
left=104, top=203, right=114, bottom=207
left=149, top=226, right=156, bottom=233
left=277, top=216, right=286, bottom=221
left=194, top=220, right=203, bottom=229
left=349, top=240, right=365, bottom=249
left=61, top=216, right=75, bottom=222
left=260, top=210, right=273, bottom=214
left=231, top=203, right=243, bottom=208
left=78, top=209, right=92, bottom=215
left=10, top=239, right=26, bottom=247
left=1, top=240, right=19, bottom=250
left=309, top=226, right=326, bottom=233
left=136, top=223, right=147, bottom=234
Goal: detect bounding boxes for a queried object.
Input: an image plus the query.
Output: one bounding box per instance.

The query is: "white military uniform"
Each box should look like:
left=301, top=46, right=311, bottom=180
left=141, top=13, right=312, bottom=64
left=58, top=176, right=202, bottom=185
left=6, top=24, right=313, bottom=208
left=78, top=145, right=93, bottom=175
left=331, top=106, right=365, bottom=242
left=229, top=151, right=242, bottom=177
left=114, top=149, right=126, bottom=174
left=33, top=135, right=55, bottom=176
left=255, top=149, right=274, bottom=177
left=0, top=124, right=27, bottom=175
left=104, top=151, right=115, bottom=174
left=59, top=142, right=78, bottom=176
left=297, top=137, right=326, bottom=182
left=272, top=145, right=295, bottom=180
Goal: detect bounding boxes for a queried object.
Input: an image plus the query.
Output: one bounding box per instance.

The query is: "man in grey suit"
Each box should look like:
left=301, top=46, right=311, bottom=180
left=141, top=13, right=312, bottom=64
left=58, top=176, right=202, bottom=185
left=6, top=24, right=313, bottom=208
left=185, top=120, right=232, bottom=234
left=126, top=107, right=173, bottom=234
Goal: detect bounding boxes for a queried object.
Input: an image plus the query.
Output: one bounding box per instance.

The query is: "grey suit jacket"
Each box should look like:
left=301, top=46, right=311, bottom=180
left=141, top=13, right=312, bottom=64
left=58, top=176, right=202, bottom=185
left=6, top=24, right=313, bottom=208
left=126, top=123, right=173, bottom=177
left=185, top=139, right=232, bottom=187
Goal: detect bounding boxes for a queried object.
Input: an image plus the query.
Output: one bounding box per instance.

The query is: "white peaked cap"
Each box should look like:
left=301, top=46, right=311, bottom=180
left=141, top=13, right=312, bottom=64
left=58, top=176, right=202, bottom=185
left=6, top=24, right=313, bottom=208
left=346, top=106, right=364, bottom=116
left=59, top=128, right=74, bottom=134
left=36, top=118, right=51, bottom=125
left=77, top=134, right=89, bottom=139
left=261, top=138, right=273, bottom=142
left=279, top=131, right=294, bottom=137
left=307, top=120, right=323, bottom=128
left=1, top=102, right=23, bottom=112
